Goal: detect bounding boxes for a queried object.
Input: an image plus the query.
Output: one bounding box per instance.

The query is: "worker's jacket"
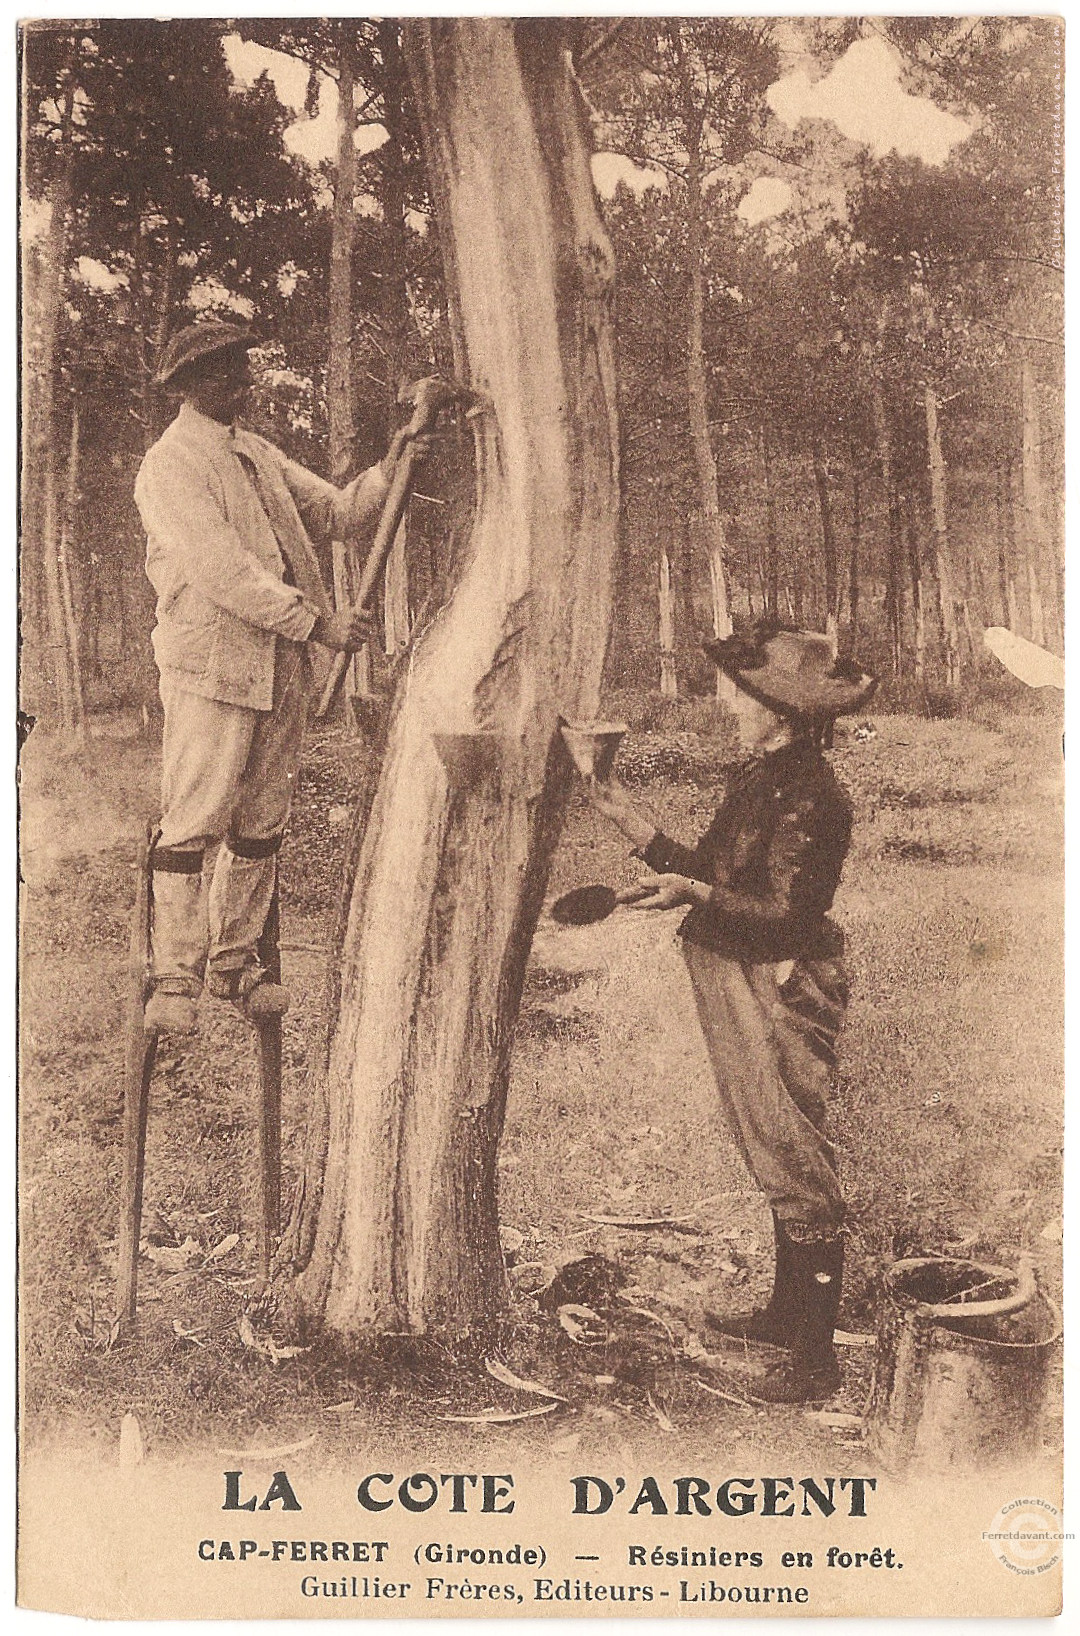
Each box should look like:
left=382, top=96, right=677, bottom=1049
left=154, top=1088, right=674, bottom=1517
left=135, top=403, right=388, bottom=710
left=638, top=739, right=853, bottom=963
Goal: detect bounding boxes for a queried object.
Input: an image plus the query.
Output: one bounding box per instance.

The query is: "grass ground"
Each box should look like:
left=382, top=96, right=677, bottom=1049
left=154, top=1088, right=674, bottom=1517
left=18, top=698, right=1063, bottom=1472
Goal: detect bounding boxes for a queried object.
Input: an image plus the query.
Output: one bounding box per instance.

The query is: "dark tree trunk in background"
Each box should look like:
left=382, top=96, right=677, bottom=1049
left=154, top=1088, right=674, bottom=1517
left=761, top=426, right=779, bottom=620
left=872, top=383, right=904, bottom=677
left=285, top=18, right=619, bottom=1344
left=673, top=26, right=734, bottom=706
left=377, top=20, right=414, bottom=657
left=811, top=437, right=838, bottom=642
left=659, top=548, right=677, bottom=697
left=904, top=495, right=925, bottom=685
left=1020, top=356, right=1047, bottom=648
left=924, top=383, right=960, bottom=688
left=848, top=445, right=861, bottom=638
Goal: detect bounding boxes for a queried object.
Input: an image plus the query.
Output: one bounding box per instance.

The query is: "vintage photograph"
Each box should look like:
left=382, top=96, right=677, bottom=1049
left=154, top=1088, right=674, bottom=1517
left=18, top=15, right=1064, bottom=1619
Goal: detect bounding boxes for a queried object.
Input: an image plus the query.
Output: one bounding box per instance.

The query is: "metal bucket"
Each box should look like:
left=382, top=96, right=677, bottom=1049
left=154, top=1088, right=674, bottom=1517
left=865, top=1256, right=1061, bottom=1475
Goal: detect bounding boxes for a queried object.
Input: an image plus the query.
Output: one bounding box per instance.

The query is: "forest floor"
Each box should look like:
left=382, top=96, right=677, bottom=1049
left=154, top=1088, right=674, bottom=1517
left=18, top=696, right=1064, bottom=1478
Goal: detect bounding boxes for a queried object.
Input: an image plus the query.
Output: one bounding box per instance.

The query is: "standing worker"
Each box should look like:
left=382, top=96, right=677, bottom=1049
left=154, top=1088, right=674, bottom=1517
left=585, top=625, right=875, bottom=1403
left=135, top=319, right=421, bottom=1036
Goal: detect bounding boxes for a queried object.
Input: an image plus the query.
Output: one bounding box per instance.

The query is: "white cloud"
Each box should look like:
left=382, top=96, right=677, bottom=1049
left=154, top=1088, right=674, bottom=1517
left=591, top=151, right=667, bottom=199
left=224, top=33, right=389, bottom=170
left=737, top=177, right=793, bottom=226
left=223, top=34, right=309, bottom=111
left=768, top=36, right=970, bottom=166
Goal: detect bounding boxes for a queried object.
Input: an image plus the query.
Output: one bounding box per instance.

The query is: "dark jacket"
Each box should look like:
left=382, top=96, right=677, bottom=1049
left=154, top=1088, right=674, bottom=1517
left=638, top=739, right=853, bottom=962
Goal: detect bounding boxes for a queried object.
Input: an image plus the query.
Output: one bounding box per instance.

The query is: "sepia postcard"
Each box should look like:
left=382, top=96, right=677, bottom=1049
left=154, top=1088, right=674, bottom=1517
left=17, top=14, right=1065, bottom=1619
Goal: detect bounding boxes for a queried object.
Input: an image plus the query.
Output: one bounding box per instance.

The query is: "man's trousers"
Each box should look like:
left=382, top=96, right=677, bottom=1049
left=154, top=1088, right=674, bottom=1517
left=681, top=939, right=848, bottom=1233
left=151, top=641, right=310, bottom=990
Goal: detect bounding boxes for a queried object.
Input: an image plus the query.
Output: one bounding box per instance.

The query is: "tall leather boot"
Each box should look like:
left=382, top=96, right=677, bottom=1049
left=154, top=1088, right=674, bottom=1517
left=705, top=1213, right=796, bottom=1348
left=747, top=1232, right=843, bottom=1403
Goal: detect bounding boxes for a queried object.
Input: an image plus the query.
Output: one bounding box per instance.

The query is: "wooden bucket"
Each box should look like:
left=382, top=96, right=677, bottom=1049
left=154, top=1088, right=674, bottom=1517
left=865, top=1256, right=1060, bottom=1475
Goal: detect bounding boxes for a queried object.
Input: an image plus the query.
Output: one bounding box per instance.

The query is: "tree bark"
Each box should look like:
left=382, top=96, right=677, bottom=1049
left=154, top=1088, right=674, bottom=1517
left=1020, top=356, right=1047, bottom=648
left=659, top=549, right=677, bottom=697
left=58, top=401, right=86, bottom=731
left=923, top=384, right=960, bottom=689
left=327, top=36, right=365, bottom=722
left=848, top=444, right=861, bottom=638
left=761, top=426, right=779, bottom=621
left=811, top=438, right=839, bottom=638
left=676, top=32, right=735, bottom=708
left=286, top=18, right=619, bottom=1343
left=23, top=67, right=80, bottom=733
left=994, top=457, right=1013, bottom=629
left=903, top=496, right=925, bottom=686
left=872, top=384, right=903, bottom=678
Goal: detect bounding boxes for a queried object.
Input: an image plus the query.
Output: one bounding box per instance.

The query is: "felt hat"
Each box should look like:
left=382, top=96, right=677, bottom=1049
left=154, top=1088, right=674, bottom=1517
left=154, top=320, right=255, bottom=387
left=704, top=625, right=877, bottom=721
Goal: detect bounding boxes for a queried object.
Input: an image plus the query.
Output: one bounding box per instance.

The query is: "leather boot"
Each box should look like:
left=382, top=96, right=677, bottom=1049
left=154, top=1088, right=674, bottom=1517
left=144, top=977, right=200, bottom=1036
left=746, top=1233, right=843, bottom=1403
left=208, top=962, right=290, bottom=1023
left=705, top=1213, right=794, bottom=1348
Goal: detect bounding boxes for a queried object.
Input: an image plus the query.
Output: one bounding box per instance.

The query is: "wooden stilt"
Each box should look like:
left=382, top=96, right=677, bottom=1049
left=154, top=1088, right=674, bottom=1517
left=115, top=823, right=156, bottom=1335
left=116, top=831, right=287, bottom=1319
left=254, top=877, right=283, bottom=1280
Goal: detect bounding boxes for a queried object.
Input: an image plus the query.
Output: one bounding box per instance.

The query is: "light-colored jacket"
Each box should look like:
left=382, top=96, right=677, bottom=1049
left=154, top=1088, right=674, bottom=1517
left=135, top=403, right=388, bottom=710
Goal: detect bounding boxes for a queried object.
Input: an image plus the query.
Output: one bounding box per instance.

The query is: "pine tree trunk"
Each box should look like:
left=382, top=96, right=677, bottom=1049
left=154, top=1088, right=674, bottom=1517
left=285, top=18, right=619, bottom=1344
left=761, top=427, right=779, bottom=621
left=659, top=549, right=677, bottom=698
left=58, top=402, right=86, bottom=731
left=23, top=72, right=80, bottom=732
left=1020, top=357, right=1047, bottom=648
left=994, top=458, right=1012, bottom=628
left=811, top=438, right=839, bottom=636
left=678, top=46, right=734, bottom=707
left=903, top=496, right=925, bottom=686
left=328, top=38, right=363, bottom=720
left=872, top=383, right=904, bottom=677
left=848, top=445, right=861, bottom=638
left=376, top=21, right=415, bottom=666
left=923, top=384, right=960, bottom=689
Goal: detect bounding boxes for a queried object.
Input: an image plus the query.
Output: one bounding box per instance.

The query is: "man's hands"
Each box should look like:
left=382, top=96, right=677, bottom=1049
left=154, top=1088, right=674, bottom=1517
left=617, top=874, right=709, bottom=911
left=310, top=606, right=377, bottom=652
left=380, top=426, right=436, bottom=482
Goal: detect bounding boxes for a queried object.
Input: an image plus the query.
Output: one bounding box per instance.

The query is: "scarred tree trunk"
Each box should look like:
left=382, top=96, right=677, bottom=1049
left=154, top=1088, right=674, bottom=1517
left=286, top=18, right=619, bottom=1342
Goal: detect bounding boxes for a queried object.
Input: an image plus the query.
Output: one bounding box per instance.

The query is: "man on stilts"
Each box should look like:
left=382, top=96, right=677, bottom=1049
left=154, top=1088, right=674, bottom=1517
left=135, top=319, right=419, bottom=1035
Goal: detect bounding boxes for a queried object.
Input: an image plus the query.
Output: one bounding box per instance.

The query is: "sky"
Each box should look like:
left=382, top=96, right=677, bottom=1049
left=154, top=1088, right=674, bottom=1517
left=222, top=28, right=972, bottom=227
left=65, top=24, right=974, bottom=296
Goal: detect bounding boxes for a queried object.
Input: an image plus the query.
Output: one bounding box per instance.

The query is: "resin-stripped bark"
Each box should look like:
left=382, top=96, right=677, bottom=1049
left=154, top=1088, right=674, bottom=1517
left=289, top=19, right=618, bottom=1342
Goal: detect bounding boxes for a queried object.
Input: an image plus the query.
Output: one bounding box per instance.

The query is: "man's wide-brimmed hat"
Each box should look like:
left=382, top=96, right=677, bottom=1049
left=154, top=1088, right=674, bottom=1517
left=704, top=625, right=877, bottom=720
left=154, top=320, right=255, bottom=387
